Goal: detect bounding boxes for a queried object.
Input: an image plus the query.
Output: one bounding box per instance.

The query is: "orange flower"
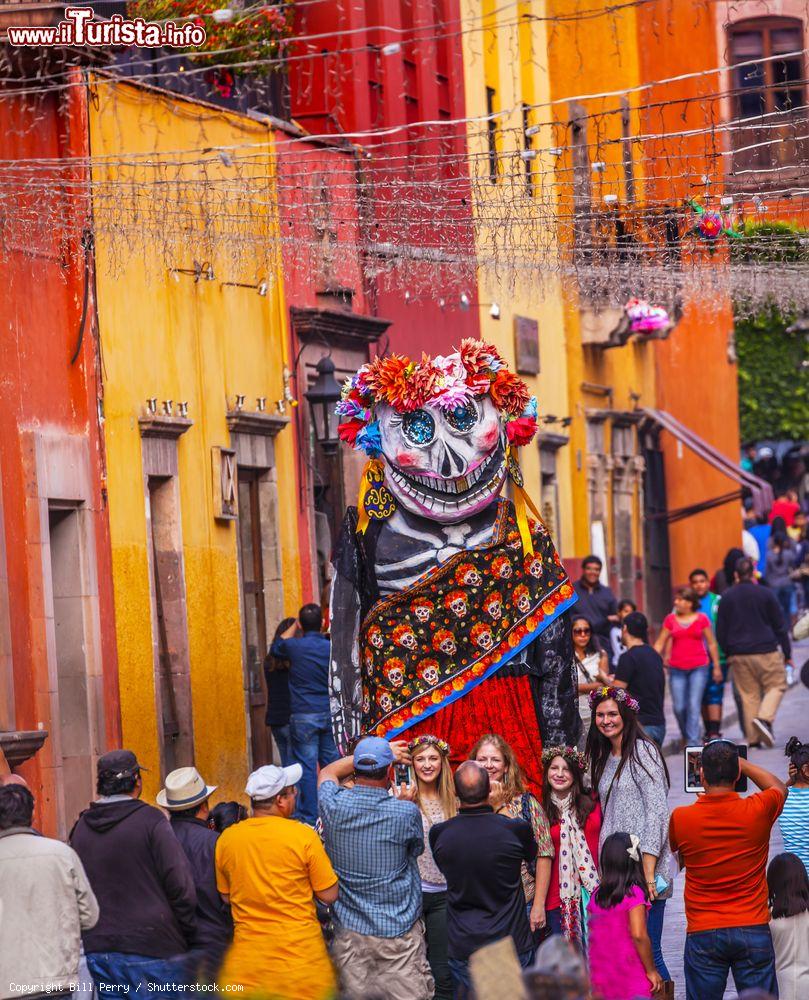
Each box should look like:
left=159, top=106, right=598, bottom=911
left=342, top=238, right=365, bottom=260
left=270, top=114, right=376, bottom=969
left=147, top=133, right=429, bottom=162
left=363, top=355, right=412, bottom=406
left=489, top=370, right=530, bottom=415
left=459, top=338, right=504, bottom=376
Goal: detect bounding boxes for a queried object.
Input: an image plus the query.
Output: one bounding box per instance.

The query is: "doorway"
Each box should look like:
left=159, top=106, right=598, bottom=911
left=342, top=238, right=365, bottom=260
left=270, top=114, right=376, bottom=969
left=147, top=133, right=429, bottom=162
left=237, top=469, right=270, bottom=766
left=48, top=505, right=95, bottom=831
left=147, top=475, right=194, bottom=777
left=642, top=432, right=672, bottom=632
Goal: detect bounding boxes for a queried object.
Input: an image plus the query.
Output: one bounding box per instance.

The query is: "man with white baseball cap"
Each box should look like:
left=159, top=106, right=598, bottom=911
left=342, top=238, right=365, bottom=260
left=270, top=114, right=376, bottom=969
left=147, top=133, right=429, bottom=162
left=158, top=768, right=232, bottom=980
left=215, top=763, right=338, bottom=997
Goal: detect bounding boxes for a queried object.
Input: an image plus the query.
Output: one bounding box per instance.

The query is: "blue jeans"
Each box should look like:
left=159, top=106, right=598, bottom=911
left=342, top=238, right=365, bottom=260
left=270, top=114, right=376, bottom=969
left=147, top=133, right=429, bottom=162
left=684, top=924, right=777, bottom=1000
left=647, top=897, right=670, bottom=980
left=290, top=711, right=339, bottom=824
left=271, top=723, right=292, bottom=766
left=86, top=951, right=188, bottom=995
left=448, top=947, right=534, bottom=997
left=643, top=723, right=666, bottom=748
left=775, top=584, right=793, bottom=627
left=669, top=666, right=710, bottom=744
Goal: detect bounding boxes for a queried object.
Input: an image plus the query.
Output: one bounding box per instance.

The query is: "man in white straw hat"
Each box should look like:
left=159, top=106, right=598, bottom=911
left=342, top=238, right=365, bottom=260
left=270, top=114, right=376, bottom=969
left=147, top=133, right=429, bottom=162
left=215, top=763, right=339, bottom=999
left=158, top=768, right=232, bottom=980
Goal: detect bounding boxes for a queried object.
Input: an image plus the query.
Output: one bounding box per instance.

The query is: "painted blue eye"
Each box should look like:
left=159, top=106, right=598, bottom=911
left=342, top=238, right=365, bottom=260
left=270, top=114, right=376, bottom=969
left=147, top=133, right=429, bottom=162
left=446, top=400, right=478, bottom=432
left=402, top=409, right=435, bottom=445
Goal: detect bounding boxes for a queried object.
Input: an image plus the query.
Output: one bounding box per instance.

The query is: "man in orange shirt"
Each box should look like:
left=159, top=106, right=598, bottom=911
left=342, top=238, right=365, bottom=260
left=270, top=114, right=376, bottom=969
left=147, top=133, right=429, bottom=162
left=669, top=741, right=786, bottom=1000
left=215, top=764, right=339, bottom=999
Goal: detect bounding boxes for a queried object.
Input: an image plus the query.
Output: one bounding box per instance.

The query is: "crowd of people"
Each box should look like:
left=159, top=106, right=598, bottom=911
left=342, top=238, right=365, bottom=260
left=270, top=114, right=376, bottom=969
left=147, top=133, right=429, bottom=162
left=573, top=546, right=797, bottom=751
left=1, top=535, right=808, bottom=1000
left=2, top=695, right=808, bottom=1000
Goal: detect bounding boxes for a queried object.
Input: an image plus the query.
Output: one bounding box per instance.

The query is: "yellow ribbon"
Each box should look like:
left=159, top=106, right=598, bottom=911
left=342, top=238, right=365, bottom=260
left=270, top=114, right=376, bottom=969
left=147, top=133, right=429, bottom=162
left=356, top=459, right=383, bottom=535
left=508, top=447, right=544, bottom=557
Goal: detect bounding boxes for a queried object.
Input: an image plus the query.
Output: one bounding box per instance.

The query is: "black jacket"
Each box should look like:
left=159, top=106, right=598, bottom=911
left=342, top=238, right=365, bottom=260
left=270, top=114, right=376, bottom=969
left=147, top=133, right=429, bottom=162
left=430, top=805, right=537, bottom=960
left=573, top=579, right=618, bottom=644
left=170, top=816, right=233, bottom=950
left=70, top=798, right=197, bottom=958
left=715, top=580, right=792, bottom=659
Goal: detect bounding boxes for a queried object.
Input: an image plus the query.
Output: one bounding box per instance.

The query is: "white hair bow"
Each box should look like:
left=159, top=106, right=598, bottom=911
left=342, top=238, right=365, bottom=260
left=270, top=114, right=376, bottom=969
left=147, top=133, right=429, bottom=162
left=627, top=834, right=641, bottom=862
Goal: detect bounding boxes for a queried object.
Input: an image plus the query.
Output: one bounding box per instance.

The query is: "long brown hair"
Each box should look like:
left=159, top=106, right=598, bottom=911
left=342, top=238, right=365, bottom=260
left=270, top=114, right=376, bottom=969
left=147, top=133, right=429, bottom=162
left=541, top=753, right=595, bottom=829
left=411, top=738, right=457, bottom=820
left=470, top=733, right=526, bottom=804
left=587, top=695, right=670, bottom=794
left=265, top=617, right=295, bottom=672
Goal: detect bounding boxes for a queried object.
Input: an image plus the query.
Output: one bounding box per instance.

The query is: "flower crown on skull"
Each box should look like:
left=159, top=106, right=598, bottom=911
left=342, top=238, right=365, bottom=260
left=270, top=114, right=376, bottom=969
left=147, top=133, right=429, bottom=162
left=408, top=734, right=451, bottom=756
left=335, top=339, right=539, bottom=457
left=541, top=745, right=588, bottom=771
left=588, top=685, right=640, bottom=713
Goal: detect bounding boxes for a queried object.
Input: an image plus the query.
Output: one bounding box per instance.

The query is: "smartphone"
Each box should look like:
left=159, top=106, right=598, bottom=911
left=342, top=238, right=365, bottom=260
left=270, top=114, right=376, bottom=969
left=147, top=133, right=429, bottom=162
left=684, top=744, right=748, bottom=793
left=393, top=763, right=414, bottom=787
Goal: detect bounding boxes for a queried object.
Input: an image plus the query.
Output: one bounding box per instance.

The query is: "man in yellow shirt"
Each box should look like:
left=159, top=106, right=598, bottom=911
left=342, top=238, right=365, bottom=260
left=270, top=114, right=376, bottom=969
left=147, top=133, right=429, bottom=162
left=215, top=763, right=339, bottom=1000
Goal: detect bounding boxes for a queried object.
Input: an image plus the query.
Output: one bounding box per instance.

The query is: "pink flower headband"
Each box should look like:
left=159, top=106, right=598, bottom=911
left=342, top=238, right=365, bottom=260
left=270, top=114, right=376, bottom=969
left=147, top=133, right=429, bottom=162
left=408, top=734, right=451, bottom=755
left=541, top=745, right=588, bottom=770
left=588, top=686, right=640, bottom=713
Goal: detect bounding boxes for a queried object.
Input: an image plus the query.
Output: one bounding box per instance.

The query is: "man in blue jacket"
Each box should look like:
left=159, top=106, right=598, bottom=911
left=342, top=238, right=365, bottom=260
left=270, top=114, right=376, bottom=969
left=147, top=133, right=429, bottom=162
left=159, top=766, right=232, bottom=980
left=271, top=604, right=339, bottom=824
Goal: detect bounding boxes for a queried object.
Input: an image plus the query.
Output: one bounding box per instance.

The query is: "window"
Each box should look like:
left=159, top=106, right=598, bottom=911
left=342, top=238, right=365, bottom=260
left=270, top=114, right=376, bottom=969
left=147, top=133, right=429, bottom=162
left=729, top=18, right=804, bottom=118
left=486, top=86, right=498, bottom=182
left=620, top=97, right=635, bottom=204
left=522, top=104, right=534, bottom=196
left=727, top=18, right=806, bottom=180
left=569, top=102, right=592, bottom=250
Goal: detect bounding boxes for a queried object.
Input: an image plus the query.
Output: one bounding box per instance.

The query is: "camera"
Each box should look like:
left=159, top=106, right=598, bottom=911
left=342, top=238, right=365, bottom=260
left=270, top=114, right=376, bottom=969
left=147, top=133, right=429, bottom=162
left=684, top=743, right=748, bottom=793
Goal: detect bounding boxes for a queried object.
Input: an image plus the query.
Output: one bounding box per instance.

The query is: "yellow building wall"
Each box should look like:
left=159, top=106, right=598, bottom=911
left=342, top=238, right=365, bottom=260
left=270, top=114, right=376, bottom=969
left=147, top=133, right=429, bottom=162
left=89, top=78, right=302, bottom=801
left=460, top=0, right=574, bottom=557
left=546, top=0, right=656, bottom=568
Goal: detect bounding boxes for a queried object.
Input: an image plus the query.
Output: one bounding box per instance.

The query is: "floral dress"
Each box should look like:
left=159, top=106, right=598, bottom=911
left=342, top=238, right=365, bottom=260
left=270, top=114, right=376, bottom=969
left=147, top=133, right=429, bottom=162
left=503, top=791, right=554, bottom=902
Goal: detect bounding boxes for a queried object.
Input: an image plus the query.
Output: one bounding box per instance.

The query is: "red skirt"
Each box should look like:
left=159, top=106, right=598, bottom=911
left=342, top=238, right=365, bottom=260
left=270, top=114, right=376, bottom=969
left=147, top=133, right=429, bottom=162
left=405, top=673, right=544, bottom=794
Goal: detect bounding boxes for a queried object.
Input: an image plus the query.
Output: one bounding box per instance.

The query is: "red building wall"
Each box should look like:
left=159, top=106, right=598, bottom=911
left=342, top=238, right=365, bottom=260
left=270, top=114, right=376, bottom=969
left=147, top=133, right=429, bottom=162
left=0, top=70, right=120, bottom=835
left=288, top=0, right=481, bottom=357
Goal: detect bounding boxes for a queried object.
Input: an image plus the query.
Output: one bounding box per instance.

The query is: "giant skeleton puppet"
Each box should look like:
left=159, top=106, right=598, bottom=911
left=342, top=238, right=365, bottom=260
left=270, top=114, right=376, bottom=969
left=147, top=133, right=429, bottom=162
left=330, top=340, right=579, bottom=788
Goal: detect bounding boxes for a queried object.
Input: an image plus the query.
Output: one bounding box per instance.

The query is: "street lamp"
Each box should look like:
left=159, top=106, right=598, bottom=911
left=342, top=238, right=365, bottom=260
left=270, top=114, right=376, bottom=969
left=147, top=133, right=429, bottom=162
left=304, top=355, right=342, bottom=455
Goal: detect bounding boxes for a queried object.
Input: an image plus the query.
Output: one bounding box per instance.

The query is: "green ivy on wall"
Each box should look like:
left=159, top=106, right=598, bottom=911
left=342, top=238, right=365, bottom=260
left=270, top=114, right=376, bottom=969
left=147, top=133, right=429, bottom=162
left=731, top=222, right=809, bottom=443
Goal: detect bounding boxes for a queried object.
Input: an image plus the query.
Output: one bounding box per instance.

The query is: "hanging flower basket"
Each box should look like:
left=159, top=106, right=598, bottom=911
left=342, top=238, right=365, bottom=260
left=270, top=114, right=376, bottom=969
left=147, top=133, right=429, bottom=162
left=127, top=1, right=294, bottom=88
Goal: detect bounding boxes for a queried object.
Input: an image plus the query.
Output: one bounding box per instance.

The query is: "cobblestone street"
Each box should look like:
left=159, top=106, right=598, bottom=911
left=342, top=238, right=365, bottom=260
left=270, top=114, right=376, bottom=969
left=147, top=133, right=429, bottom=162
left=660, top=640, right=809, bottom=999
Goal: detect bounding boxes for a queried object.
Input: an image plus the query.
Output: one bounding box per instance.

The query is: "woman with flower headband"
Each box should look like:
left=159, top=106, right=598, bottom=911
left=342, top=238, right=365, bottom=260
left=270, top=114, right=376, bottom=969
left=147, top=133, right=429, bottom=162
left=470, top=733, right=554, bottom=938
left=408, top=734, right=457, bottom=1000
left=587, top=687, right=673, bottom=992
left=538, top=745, right=601, bottom=948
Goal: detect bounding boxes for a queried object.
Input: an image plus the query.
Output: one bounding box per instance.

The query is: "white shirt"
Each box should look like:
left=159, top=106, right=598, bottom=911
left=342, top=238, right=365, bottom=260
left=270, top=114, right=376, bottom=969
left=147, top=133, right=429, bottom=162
left=576, top=651, right=602, bottom=720
left=771, top=910, right=809, bottom=1000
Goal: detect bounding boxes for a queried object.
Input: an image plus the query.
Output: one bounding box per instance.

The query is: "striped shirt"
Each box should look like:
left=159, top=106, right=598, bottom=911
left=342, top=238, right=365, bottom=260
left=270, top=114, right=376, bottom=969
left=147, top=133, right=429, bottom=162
left=779, top=787, right=809, bottom=874
left=319, top=781, right=423, bottom=938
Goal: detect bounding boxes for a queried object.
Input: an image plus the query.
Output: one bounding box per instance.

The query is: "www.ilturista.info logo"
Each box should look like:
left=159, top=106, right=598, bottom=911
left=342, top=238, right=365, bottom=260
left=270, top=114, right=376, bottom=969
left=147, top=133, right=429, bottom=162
left=6, top=6, right=206, bottom=48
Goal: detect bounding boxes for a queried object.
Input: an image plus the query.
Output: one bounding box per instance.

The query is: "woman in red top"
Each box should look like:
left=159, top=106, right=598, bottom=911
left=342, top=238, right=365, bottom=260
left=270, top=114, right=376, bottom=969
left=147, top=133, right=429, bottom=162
left=537, top=745, right=601, bottom=948
left=654, top=587, right=721, bottom=746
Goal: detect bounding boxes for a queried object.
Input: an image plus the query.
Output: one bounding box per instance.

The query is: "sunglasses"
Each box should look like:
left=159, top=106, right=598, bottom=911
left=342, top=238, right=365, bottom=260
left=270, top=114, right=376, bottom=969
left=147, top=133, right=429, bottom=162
left=573, top=627, right=591, bottom=635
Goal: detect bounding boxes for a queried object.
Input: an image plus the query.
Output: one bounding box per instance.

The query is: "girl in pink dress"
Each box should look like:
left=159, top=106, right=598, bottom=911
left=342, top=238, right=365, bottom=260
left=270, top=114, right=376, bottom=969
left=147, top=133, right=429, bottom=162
left=587, top=832, right=662, bottom=1000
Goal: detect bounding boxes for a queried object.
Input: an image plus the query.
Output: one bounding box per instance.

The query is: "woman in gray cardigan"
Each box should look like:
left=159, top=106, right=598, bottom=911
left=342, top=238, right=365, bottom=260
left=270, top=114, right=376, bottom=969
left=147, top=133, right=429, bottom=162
left=586, top=686, right=673, bottom=987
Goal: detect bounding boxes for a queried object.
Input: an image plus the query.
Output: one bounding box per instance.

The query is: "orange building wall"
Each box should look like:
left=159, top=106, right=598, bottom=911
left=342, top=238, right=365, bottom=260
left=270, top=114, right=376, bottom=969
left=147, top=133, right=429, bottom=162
left=0, top=74, right=120, bottom=835
left=638, top=1, right=743, bottom=586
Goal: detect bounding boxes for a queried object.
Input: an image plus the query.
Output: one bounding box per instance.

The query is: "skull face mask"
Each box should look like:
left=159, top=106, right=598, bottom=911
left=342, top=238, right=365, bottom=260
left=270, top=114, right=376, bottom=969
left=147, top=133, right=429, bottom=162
left=377, top=396, right=507, bottom=524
